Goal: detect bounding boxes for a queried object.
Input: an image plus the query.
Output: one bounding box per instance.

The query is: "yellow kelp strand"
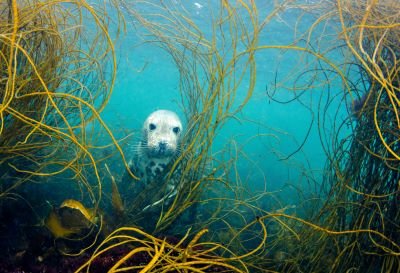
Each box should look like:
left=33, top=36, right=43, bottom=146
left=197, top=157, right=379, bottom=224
left=105, top=163, right=125, bottom=216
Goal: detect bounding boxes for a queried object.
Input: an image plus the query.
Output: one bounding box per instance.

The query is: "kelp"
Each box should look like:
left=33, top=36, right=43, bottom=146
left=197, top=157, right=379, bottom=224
left=312, top=1, right=400, bottom=272
left=262, top=0, right=400, bottom=272
left=0, top=0, right=133, bottom=255
left=75, top=220, right=267, bottom=273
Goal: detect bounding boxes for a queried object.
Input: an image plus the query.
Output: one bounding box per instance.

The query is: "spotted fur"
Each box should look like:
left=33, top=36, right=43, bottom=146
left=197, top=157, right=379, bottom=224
left=126, top=110, right=183, bottom=212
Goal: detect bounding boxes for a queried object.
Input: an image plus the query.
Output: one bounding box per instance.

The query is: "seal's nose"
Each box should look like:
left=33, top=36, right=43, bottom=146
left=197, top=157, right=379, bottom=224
left=158, top=141, right=167, bottom=152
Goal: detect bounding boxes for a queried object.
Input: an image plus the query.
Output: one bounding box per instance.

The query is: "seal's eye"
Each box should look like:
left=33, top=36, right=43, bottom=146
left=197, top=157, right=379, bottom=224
left=149, top=123, right=156, bottom=131
left=172, top=127, right=180, bottom=134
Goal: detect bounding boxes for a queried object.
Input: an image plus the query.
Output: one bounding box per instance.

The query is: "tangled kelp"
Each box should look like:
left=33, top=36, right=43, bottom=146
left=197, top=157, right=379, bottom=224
left=75, top=221, right=267, bottom=273
left=317, top=1, right=400, bottom=271
left=264, top=1, right=400, bottom=272
left=0, top=0, right=133, bottom=256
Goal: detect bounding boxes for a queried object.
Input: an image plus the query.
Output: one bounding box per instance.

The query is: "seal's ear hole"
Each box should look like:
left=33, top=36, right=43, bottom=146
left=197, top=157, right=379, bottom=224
left=149, top=123, right=156, bottom=131
left=172, top=127, right=180, bottom=134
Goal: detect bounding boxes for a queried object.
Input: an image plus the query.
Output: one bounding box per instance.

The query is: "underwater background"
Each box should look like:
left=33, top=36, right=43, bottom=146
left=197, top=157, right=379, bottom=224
left=0, top=0, right=399, bottom=272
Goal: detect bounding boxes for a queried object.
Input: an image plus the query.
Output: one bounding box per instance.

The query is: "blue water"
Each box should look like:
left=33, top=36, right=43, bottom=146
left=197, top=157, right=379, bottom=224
left=101, top=0, right=351, bottom=209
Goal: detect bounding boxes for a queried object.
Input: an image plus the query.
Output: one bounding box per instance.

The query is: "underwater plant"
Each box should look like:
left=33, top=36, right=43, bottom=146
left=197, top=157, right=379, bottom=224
left=267, top=1, right=400, bottom=272
left=323, top=1, right=400, bottom=271
left=74, top=224, right=268, bottom=273
left=0, top=0, right=135, bottom=260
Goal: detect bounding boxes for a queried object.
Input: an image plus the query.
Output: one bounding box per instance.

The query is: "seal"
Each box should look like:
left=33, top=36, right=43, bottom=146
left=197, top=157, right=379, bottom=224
left=132, top=109, right=183, bottom=180
left=126, top=109, right=183, bottom=212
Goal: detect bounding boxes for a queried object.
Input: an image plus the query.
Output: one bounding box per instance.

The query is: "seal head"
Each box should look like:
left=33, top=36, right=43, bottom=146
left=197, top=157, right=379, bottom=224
left=141, top=110, right=182, bottom=159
